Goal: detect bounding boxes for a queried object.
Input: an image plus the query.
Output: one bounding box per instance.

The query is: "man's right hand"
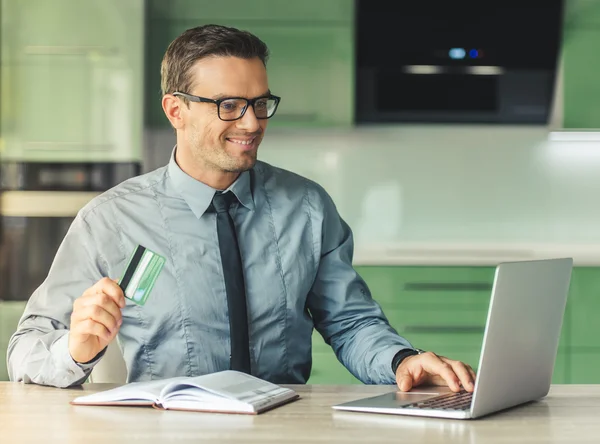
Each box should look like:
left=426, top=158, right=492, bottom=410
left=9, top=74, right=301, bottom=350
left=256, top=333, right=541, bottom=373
left=68, top=277, right=126, bottom=364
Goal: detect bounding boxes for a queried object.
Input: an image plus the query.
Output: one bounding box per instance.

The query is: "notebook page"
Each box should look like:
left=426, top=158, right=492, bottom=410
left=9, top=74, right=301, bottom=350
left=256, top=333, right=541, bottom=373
left=73, top=379, right=172, bottom=404
left=160, top=370, right=293, bottom=406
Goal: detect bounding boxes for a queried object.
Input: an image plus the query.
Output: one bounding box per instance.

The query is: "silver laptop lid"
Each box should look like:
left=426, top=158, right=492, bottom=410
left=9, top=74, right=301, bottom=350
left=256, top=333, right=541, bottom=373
left=470, top=258, right=572, bottom=418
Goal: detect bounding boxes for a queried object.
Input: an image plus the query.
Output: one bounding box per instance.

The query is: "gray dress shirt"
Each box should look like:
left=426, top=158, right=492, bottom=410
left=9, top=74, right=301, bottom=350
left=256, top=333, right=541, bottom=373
left=8, top=151, right=412, bottom=388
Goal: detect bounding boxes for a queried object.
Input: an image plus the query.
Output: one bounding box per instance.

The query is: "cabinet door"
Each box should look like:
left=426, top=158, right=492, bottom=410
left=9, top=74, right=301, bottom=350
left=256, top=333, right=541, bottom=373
left=354, top=265, right=571, bottom=382
left=0, top=0, right=143, bottom=162
left=149, top=0, right=353, bottom=22
left=311, top=329, right=361, bottom=384
left=563, top=27, right=600, bottom=128
left=145, top=3, right=353, bottom=128
left=249, top=24, right=353, bottom=128
left=561, top=0, right=600, bottom=128
left=570, top=351, right=600, bottom=383
left=569, top=268, right=600, bottom=349
left=356, top=266, right=496, bottom=308
left=310, top=351, right=361, bottom=385
left=552, top=350, right=568, bottom=384
left=357, top=265, right=494, bottom=360
left=0, top=302, right=27, bottom=381
left=566, top=267, right=600, bottom=383
left=565, top=0, right=600, bottom=29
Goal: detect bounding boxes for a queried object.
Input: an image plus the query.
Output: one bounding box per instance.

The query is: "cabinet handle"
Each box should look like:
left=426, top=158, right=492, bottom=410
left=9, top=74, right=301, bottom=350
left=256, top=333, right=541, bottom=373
left=24, top=46, right=118, bottom=56
left=402, top=325, right=485, bottom=334
left=404, top=282, right=492, bottom=292
left=24, top=142, right=113, bottom=152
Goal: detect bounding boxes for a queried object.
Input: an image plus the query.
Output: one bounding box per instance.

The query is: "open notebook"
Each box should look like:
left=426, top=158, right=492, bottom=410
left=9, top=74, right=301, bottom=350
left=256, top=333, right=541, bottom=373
left=71, top=370, right=299, bottom=415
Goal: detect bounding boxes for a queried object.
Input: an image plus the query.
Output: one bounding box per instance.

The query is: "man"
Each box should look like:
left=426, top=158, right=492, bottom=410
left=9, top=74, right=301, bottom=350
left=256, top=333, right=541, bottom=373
left=8, top=24, right=476, bottom=391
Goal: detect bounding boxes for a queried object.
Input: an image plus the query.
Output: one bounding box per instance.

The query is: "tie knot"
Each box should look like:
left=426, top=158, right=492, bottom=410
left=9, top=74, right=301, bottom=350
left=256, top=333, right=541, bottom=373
left=212, top=191, right=236, bottom=213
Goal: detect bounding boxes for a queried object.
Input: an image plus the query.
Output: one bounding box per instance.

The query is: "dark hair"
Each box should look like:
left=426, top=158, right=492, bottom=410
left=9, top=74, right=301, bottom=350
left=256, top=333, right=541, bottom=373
left=160, top=24, right=270, bottom=97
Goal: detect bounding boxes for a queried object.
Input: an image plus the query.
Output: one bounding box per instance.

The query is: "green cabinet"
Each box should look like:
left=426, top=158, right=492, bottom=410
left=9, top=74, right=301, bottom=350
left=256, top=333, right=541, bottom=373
left=562, top=28, right=600, bottom=128
left=553, top=350, right=569, bottom=384
left=150, top=0, right=353, bottom=21
left=359, top=266, right=495, bottom=372
left=0, top=0, right=144, bottom=162
left=146, top=0, right=353, bottom=128
left=0, top=302, right=26, bottom=381
left=310, top=265, right=592, bottom=385
left=310, top=330, right=360, bottom=384
left=310, top=266, right=497, bottom=384
left=565, top=0, right=600, bottom=28
left=568, top=268, right=600, bottom=348
left=243, top=25, right=353, bottom=127
left=565, top=268, right=600, bottom=383
left=562, top=0, right=600, bottom=128
left=570, top=352, right=600, bottom=383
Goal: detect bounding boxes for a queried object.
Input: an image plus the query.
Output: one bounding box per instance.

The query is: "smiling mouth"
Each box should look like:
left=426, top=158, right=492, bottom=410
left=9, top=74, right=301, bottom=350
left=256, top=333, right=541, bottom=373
left=225, top=136, right=260, bottom=151
left=226, top=136, right=256, bottom=146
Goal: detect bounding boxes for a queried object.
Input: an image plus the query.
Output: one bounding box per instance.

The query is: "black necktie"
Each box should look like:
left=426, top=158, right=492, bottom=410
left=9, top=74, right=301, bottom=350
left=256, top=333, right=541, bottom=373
left=212, top=191, right=251, bottom=373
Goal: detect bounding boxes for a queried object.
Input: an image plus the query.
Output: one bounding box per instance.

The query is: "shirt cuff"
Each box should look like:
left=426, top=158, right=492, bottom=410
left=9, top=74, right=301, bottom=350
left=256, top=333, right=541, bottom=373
left=380, top=345, right=410, bottom=383
left=52, top=333, right=104, bottom=380
left=391, top=348, right=420, bottom=374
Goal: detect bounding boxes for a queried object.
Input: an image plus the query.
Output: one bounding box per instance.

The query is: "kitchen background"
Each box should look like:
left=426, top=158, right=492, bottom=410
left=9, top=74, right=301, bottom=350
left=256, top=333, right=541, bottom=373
left=1, top=0, right=598, bottom=384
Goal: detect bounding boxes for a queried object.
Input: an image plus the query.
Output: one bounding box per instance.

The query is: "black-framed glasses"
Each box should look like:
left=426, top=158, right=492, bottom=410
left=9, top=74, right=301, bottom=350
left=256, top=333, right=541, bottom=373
left=173, top=92, right=281, bottom=121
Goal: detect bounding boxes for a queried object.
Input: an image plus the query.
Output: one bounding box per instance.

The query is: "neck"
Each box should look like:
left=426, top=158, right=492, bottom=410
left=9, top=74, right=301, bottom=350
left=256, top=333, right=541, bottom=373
left=175, top=144, right=240, bottom=190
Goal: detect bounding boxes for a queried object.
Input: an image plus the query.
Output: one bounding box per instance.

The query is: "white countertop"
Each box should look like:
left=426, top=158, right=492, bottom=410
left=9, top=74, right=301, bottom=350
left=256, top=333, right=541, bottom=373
left=352, top=242, right=600, bottom=266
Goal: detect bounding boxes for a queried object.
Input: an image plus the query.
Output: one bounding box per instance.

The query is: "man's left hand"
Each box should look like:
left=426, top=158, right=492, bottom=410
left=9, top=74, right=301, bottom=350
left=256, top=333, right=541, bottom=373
left=395, top=351, right=476, bottom=392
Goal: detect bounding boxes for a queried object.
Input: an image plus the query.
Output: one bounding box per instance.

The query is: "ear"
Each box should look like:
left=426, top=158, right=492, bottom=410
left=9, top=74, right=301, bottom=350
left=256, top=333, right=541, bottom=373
left=162, top=94, right=185, bottom=129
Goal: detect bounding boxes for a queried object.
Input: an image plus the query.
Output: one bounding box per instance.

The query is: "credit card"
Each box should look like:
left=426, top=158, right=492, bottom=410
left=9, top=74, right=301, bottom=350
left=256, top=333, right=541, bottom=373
left=118, top=245, right=165, bottom=305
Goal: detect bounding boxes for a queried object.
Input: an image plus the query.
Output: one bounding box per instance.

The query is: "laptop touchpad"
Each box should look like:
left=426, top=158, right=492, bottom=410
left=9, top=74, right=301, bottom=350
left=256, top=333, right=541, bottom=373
left=341, top=391, right=441, bottom=409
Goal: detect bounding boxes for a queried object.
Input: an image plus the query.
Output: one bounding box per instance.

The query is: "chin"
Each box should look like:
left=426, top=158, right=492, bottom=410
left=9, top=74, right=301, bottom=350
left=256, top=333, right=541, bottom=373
left=226, top=155, right=257, bottom=173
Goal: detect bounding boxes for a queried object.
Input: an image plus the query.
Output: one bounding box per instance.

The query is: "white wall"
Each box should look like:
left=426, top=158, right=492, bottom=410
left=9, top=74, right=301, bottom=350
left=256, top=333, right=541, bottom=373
left=145, top=125, right=600, bottom=265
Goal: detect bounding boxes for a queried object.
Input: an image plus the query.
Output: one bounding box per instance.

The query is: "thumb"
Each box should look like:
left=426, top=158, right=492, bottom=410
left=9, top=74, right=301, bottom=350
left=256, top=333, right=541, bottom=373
left=396, top=368, right=414, bottom=392
left=397, top=363, right=425, bottom=392
left=399, top=375, right=413, bottom=392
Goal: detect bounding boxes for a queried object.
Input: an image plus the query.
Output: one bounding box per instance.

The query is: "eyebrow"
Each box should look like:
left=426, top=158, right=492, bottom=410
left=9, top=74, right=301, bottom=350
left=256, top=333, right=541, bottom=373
left=211, top=90, right=271, bottom=100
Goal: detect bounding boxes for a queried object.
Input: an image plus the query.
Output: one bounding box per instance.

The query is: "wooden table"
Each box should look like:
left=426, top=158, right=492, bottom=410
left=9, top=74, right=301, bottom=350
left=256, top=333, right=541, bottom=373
left=1, top=383, right=599, bottom=443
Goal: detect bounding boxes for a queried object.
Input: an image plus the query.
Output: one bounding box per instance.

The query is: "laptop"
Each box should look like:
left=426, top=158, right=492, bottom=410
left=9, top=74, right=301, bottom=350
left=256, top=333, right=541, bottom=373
left=332, top=258, right=573, bottom=420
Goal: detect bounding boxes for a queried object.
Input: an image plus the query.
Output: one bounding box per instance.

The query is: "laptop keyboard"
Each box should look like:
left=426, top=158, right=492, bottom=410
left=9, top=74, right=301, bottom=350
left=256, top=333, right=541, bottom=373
left=407, top=390, right=473, bottom=411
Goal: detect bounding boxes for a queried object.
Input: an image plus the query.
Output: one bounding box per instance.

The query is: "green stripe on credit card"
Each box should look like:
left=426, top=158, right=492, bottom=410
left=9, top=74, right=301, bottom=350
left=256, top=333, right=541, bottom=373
left=118, top=245, right=165, bottom=305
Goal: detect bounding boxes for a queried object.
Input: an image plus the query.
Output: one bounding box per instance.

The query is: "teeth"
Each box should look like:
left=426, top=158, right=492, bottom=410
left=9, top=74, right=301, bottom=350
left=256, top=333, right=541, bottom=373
left=228, top=138, right=254, bottom=145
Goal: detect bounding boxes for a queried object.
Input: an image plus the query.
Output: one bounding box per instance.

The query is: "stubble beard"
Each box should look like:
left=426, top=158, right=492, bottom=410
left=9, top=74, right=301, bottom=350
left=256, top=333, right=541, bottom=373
left=191, top=134, right=259, bottom=174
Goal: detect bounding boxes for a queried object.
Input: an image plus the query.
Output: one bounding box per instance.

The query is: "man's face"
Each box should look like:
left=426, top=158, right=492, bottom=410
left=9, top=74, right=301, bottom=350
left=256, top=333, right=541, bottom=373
left=178, top=56, right=270, bottom=175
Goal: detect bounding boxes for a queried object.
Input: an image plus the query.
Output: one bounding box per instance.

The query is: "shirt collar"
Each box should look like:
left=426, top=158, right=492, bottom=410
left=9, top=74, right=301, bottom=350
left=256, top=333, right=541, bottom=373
left=167, top=148, right=255, bottom=219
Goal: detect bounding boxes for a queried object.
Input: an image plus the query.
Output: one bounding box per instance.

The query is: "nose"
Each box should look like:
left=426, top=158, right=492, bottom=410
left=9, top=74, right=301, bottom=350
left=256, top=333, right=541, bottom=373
left=236, top=104, right=261, bottom=132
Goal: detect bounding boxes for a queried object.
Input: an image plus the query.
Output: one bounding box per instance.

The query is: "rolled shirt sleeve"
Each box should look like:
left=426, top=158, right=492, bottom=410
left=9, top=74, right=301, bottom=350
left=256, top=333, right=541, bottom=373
left=7, top=213, right=107, bottom=388
left=307, top=186, right=413, bottom=385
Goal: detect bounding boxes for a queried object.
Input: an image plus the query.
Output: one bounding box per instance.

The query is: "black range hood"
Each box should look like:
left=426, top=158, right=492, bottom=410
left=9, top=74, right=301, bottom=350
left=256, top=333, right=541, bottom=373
left=355, top=0, right=565, bottom=124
